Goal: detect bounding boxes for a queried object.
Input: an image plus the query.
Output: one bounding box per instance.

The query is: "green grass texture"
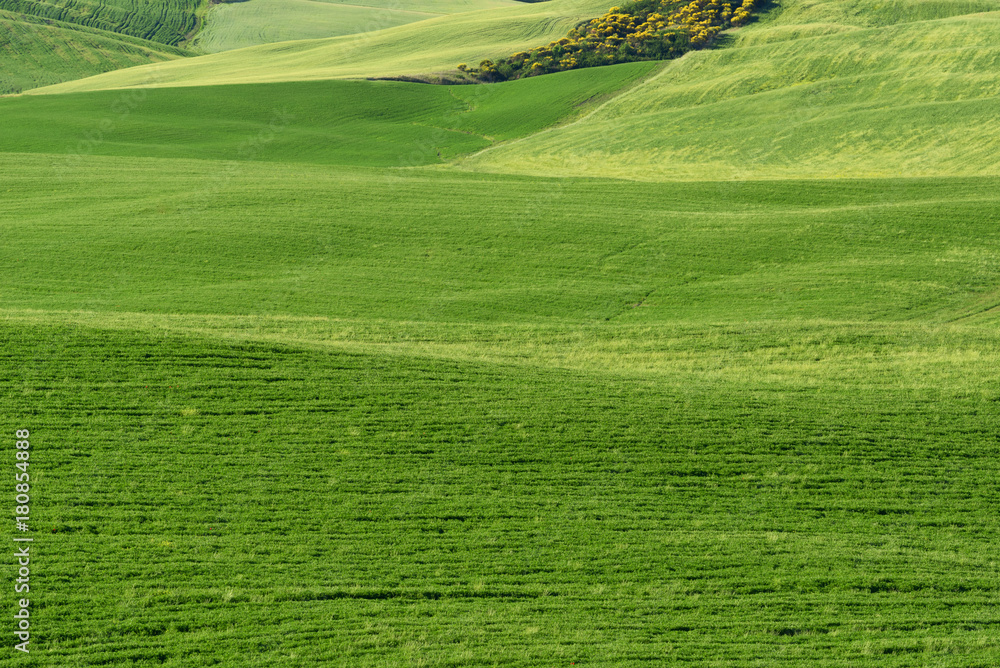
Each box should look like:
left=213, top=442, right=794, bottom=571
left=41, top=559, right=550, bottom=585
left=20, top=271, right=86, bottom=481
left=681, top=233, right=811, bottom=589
left=0, top=0, right=201, bottom=46
left=192, top=0, right=519, bottom=53
left=29, top=0, right=1000, bottom=183
left=467, top=0, right=1000, bottom=179
left=24, top=0, right=614, bottom=93
left=0, top=11, right=191, bottom=95
left=3, top=149, right=1000, bottom=664
left=0, top=63, right=657, bottom=165
left=3, top=0, right=1000, bottom=664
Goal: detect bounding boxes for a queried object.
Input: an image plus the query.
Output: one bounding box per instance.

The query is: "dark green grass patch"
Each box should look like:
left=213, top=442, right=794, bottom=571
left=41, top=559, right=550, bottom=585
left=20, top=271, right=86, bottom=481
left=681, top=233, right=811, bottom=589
left=4, top=321, right=1000, bottom=666
left=3, top=154, right=1000, bottom=325
left=0, top=62, right=655, bottom=165
left=0, top=0, right=200, bottom=45
left=0, top=11, right=191, bottom=95
left=3, top=150, right=1000, bottom=664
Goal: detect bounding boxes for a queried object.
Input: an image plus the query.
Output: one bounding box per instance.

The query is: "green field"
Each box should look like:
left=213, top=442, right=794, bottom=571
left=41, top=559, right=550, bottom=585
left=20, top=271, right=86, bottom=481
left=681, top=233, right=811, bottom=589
left=0, top=0, right=201, bottom=45
left=192, top=0, right=519, bottom=53
left=26, top=0, right=613, bottom=93
left=0, top=11, right=191, bottom=95
left=0, top=63, right=657, bottom=165
left=4, top=0, right=1000, bottom=664
left=5, top=151, right=1000, bottom=665
left=468, top=0, right=1000, bottom=180
left=0, top=0, right=198, bottom=95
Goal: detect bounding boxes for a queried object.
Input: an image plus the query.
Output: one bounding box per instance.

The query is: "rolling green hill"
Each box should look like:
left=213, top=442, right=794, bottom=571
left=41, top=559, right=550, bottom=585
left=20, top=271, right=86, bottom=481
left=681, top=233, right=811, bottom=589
left=0, top=63, right=656, bottom=165
left=192, top=0, right=520, bottom=53
left=0, top=0, right=201, bottom=45
left=27, top=0, right=1000, bottom=183
left=4, top=0, right=1000, bottom=664
left=0, top=0, right=198, bottom=95
left=0, top=0, right=526, bottom=94
left=0, top=11, right=191, bottom=95
left=4, top=149, right=1000, bottom=664
left=466, top=0, right=1000, bottom=179
left=25, top=0, right=613, bottom=93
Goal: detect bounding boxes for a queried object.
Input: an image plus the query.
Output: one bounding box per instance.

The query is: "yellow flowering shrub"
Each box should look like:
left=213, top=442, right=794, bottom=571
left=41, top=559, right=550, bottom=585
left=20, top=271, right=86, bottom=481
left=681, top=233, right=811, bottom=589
left=464, top=0, right=758, bottom=81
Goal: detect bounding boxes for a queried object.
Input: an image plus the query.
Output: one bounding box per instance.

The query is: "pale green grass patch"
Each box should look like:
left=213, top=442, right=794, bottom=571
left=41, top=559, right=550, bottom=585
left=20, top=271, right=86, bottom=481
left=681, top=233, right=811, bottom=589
left=192, top=0, right=518, bottom=53
left=466, top=3, right=1000, bottom=180
left=26, top=0, right=613, bottom=93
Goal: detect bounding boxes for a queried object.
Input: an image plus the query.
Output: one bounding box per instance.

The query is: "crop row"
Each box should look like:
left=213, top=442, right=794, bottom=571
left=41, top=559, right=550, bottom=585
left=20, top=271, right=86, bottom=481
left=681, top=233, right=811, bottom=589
left=0, top=0, right=200, bottom=45
left=3, top=319, right=1000, bottom=665
left=0, top=10, right=185, bottom=94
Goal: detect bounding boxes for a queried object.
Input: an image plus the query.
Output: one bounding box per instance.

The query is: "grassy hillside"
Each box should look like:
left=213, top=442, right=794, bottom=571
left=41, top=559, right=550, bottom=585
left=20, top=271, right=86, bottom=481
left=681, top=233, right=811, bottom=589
left=0, top=0, right=201, bottom=45
left=0, top=0, right=522, bottom=93
left=0, top=63, right=656, bottom=165
left=5, top=150, right=1000, bottom=326
left=30, top=0, right=1000, bottom=182
left=467, top=0, right=1000, bottom=179
left=0, top=11, right=191, bottom=95
left=26, top=0, right=613, bottom=93
left=192, top=0, right=519, bottom=53
left=4, top=149, right=1000, bottom=664
left=4, top=0, right=1000, bottom=663
left=5, top=151, right=1000, bottom=326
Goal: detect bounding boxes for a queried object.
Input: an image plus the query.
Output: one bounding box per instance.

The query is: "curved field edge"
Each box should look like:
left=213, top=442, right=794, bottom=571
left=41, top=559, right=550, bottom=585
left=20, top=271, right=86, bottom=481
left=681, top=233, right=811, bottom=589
left=0, top=63, right=658, bottom=166
left=0, top=0, right=201, bottom=46
left=190, top=0, right=520, bottom=54
left=4, top=151, right=1000, bottom=335
left=462, top=0, right=1000, bottom=180
left=3, top=310, right=1000, bottom=664
left=5, top=127, right=1000, bottom=667
left=0, top=10, right=191, bottom=95
left=24, top=0, right=615, bottom=94
left=6, top=308, right=1000, bottom=388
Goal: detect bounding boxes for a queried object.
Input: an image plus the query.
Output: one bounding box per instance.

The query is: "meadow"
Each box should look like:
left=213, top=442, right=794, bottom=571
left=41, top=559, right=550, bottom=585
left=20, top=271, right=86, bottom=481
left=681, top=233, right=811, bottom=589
left=25, top=0, right=613, bottom=93
left=469, top=0, right=1000, bottom=179
left=0, top=0, right=526, bottom=94
left=3, top=0, right=1000, bottom=664
left=0, top=11, right=190, bottom=95
left=192, top=0, right=518, bottom=53
left=4, top=149, right=1000, bottom=664
left=0, top=63, right=657, bottom=165
left=0, top=0, right=200, bottom=45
